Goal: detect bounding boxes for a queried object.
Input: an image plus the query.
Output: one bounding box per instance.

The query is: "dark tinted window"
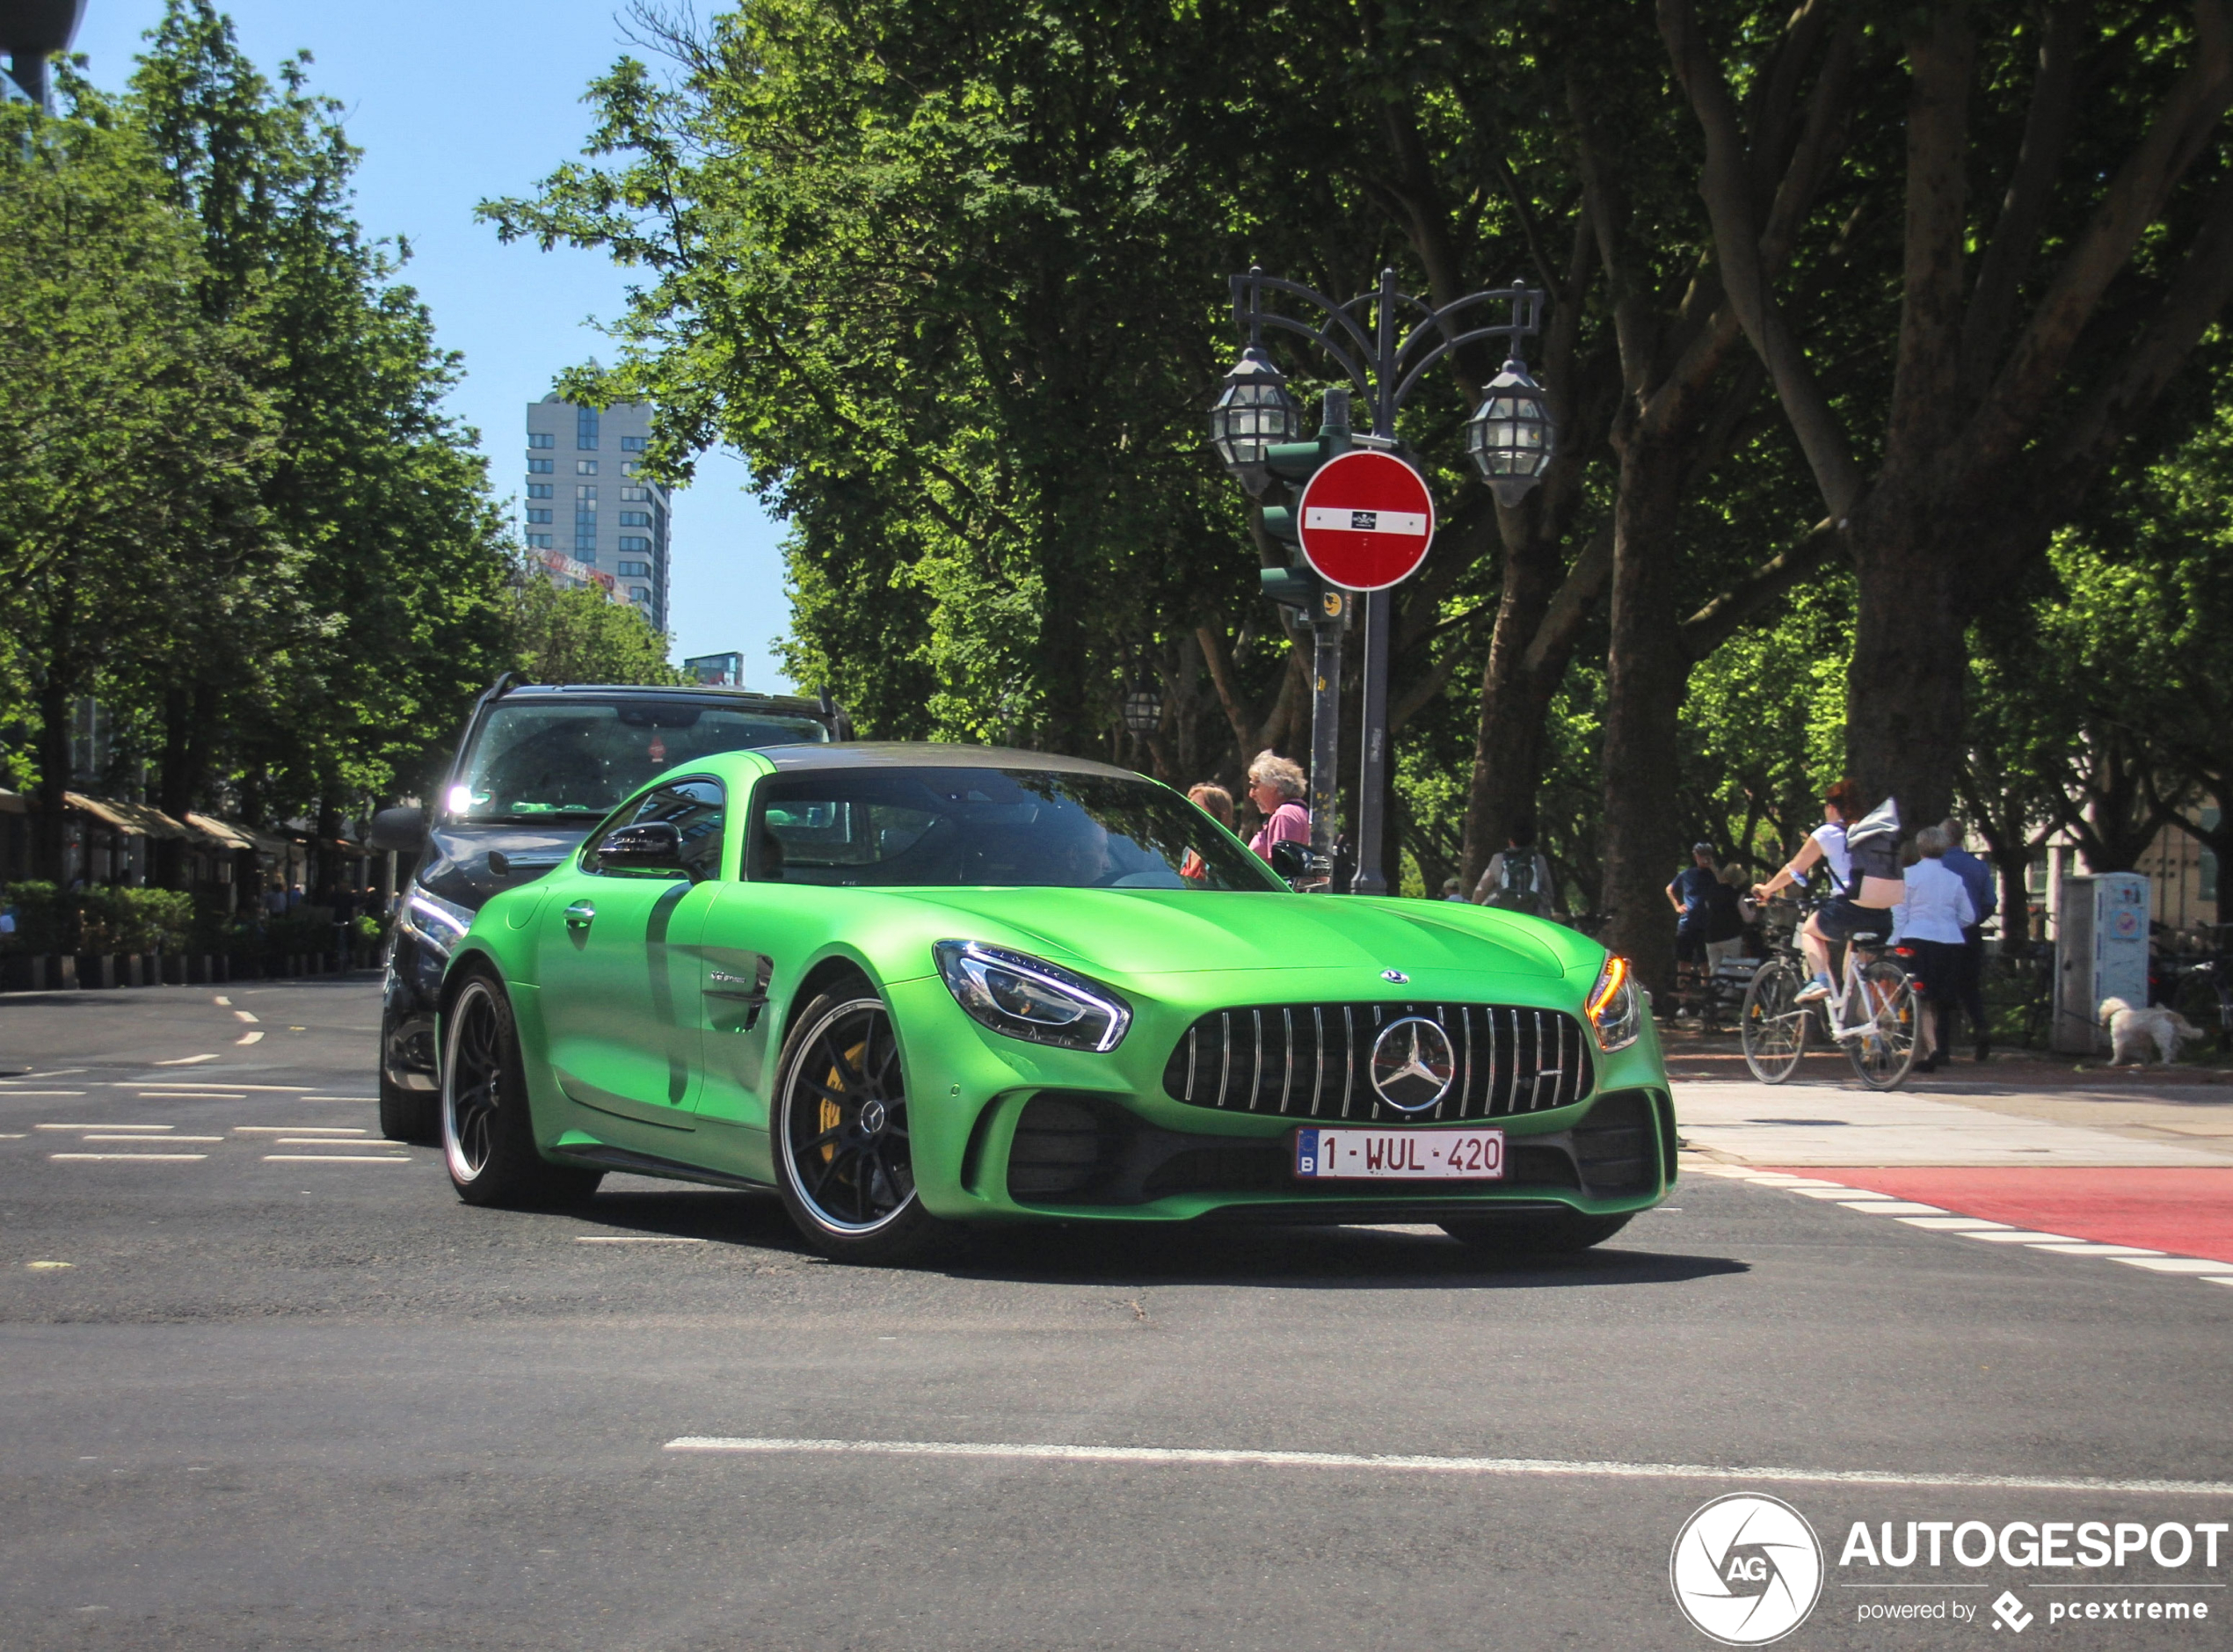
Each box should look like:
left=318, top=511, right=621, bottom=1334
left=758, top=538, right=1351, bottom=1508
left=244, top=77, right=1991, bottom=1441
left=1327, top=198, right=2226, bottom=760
left=750, top=768, right=1280, bottom=892
left=449, top=700, right=826, bottom=821
left=588, top=779, right=725, bottom=879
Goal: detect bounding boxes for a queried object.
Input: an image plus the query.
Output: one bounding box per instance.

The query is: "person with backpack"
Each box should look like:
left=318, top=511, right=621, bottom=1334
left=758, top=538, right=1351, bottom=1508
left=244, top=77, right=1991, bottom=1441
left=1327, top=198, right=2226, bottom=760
left=1752, top=782, right=1904, bottom=1003
left=1472, top=819, right=1556, bottom=918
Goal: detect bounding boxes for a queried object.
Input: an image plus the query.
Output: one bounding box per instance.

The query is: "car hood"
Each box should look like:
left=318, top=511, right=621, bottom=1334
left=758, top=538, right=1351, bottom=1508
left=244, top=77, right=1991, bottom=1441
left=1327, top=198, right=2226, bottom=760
left=875, top=888, right=1572, bottom=980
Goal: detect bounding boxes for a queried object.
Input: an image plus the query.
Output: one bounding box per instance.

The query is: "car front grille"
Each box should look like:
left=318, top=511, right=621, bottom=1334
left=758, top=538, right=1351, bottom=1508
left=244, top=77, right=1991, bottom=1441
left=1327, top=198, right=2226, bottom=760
left=1161, top=1001, right=1594, bottom=1123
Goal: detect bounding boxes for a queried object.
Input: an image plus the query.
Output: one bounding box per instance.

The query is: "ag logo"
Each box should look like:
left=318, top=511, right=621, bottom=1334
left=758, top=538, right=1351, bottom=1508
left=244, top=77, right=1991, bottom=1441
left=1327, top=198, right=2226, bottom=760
left=1669, top=1493, right=1823, bottom=1645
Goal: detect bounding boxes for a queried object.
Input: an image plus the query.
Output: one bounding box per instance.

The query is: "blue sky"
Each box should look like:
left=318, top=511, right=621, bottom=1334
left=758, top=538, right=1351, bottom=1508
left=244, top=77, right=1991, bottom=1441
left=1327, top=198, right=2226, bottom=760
left=69, top=0, right=797, bottom=691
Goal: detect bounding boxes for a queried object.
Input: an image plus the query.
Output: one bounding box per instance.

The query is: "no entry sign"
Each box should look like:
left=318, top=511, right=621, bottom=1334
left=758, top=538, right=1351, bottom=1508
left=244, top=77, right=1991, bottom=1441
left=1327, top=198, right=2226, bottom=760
left=1296, top=449, right=1436, bottom=591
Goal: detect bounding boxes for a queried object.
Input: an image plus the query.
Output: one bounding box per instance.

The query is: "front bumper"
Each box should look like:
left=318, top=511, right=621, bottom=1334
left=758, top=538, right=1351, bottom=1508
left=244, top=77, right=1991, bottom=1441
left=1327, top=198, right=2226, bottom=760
left=886, top=972, right=1676, bottom=1226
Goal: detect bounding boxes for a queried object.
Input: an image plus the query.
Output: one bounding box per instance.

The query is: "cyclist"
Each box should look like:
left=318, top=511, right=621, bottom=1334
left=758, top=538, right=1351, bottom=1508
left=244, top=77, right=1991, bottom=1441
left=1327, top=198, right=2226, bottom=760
left=1751, top=780, right=1903, bottom=1003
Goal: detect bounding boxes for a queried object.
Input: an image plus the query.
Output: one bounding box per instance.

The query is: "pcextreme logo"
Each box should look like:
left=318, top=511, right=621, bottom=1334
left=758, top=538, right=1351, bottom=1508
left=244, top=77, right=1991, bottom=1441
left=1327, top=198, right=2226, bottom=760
left=1670, top=1494, right=1827, bottom=1645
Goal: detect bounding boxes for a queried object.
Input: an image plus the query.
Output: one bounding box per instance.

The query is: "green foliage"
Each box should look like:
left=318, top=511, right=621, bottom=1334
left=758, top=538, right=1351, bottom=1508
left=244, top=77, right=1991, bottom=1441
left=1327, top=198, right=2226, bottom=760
left=1, top=882, right=194, bottom=955
left=512, top=571, right=685, bottom=687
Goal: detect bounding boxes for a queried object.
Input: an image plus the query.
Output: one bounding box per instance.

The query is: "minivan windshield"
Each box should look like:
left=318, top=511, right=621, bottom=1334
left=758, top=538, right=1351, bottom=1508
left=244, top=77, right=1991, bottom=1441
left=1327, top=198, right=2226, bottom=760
left=449, top=701, right=826, bottom=821
left=750, top=767, right=1282, bottom=892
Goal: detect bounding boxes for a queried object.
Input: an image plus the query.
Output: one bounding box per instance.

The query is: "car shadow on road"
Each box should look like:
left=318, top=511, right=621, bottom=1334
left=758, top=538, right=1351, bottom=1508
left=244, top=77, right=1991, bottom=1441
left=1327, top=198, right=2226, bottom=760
left=572, top=1185, right=1748, bottom=1290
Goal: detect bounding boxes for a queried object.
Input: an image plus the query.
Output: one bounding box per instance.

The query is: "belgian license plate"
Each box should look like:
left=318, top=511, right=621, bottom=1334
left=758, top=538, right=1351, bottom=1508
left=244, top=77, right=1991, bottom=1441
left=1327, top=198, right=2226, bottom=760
left=1293, top=1127, right=1504, bottom=1181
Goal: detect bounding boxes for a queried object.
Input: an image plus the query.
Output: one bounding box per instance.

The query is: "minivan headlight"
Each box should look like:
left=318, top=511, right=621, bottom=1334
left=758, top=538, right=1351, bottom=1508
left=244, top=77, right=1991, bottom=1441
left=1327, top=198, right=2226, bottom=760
left=934, top=941, right=1131, bottom=1052
left=1585, top=952, right=1642, bottom=1052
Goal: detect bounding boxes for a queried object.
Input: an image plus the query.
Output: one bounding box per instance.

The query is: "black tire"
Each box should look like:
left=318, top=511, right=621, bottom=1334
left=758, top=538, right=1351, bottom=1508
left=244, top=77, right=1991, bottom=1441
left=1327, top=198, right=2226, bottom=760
left=1440, top=1210, right=1634, bottom=1256
left=378, top=1050, right=439, bottom=1145
left=770, top=983, right=954, bottom=1266
left=1847, top=957, right=1920, bottom=1090
left=1741, top=959, right=1809, bottom=1083
left=441, top=965, right=602, bottom=1209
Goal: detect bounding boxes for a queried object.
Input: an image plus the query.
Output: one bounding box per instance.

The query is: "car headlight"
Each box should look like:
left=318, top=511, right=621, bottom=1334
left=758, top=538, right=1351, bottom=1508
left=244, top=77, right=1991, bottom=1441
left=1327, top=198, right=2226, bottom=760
left=934, top=940, right=1131, bottom=1053
left=403, top=888, right=473, bottom=963
left=1585, top=952, right=1642, bottom=1052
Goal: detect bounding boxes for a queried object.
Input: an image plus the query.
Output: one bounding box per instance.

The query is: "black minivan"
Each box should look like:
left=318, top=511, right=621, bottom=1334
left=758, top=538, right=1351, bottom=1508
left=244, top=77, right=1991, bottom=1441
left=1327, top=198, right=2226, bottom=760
left=367, top=676, right=847, bottom=1141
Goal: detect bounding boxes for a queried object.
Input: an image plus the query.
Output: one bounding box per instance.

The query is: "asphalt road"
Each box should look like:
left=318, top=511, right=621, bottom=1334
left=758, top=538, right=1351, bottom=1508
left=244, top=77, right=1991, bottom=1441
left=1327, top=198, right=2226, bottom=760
left=3, top=979, right=2229, bottom=1650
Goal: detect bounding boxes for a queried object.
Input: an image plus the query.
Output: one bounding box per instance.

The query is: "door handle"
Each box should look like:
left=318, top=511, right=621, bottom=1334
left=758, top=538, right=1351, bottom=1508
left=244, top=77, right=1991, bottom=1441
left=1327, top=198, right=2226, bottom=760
left=564, top=899, right=596, bottom=931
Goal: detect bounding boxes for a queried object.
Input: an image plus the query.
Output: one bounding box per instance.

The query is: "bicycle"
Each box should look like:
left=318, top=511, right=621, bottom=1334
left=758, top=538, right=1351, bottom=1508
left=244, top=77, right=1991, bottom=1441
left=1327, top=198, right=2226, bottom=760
left=1741, top=902, right=1922, bottom=1089
left=2153, top=928, right=2233, bottom=1053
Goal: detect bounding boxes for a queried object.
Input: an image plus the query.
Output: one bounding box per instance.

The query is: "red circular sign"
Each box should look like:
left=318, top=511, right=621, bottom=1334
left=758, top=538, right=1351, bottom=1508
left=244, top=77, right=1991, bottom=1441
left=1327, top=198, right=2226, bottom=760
left=1296, top=449, right=1436, bottom=591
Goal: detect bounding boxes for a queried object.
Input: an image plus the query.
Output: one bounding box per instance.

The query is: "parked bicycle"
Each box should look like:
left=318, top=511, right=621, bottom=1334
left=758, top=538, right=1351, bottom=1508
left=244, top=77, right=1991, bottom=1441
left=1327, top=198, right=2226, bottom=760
left=1741, top=899, right=1922, bottom=1089
left=2152, top=923, right=2233, bottom=1053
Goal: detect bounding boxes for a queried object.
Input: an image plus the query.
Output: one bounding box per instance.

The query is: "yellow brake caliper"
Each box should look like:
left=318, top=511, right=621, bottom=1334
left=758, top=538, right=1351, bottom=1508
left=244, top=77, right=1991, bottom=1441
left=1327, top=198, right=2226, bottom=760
left=818, top=1039, right=869, bottom=1165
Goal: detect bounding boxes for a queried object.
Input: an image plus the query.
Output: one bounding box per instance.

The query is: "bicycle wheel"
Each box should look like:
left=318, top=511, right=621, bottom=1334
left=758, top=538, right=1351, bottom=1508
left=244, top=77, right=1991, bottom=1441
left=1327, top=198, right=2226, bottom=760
left=1742, top=959, right=1809, bottom=1083
left=1848, top=957, right=1920, bottom=1090
left=2171, top=971, right=2233, bottom=1054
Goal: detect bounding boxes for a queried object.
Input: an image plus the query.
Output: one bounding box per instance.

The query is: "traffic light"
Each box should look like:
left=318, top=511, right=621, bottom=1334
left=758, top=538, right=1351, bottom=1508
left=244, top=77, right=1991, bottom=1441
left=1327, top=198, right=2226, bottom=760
left=1259, top=564, right=1320, bottom=609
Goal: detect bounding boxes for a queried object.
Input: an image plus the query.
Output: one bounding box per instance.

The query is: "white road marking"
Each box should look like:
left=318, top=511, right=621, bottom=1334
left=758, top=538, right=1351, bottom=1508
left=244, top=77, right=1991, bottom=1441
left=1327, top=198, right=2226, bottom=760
left=258, top=1153, right=408, bottom=1163
left=575, top=1235, right=706, bottom=1244
left=1961, top=1230, right=2082, bottom=1244
left=35, top=1124, right=171, bottom=1131
left=658, top=1437, right=2233, bottom=1496
left=230, top=1126, right=367, bottom=1135
left=0, top=1091, right=91, bottom=1097
left=50, top=1153, right=207, bottom=1163
left=2117, top=1256, right=2233, bottom=1274
left=113, top=1082, right=302, bottom=1092
left=299, top=1095, right=377, bottom=1103
left=235, top=1031, right=264, bottom=1046
left=2027, top=1243, right=2164, bottom=1256
left=1785, top=1187, right=1864, bottom=1198
left=25, top=1261, right=72, bottom=1270
left=269, top=1137, right=382, bottom=1146
left=213, top=996, right=231, bottom=1006
left=1836, top=1201, right=1947, bottom=1215
left=137, top=1091, right=247, bottom=1099
left=82, top=1135, right=224, bottom=1144
left=2206, top=1277, right=2233, bottom=1287
left=14, top=1069, right=88, bottom=1079
left=232, top=1010, right=258, bottom=1023
left=152, top=1055, right=220, bottom=1066
left=1898, top=1216, right=2009, bottom=1231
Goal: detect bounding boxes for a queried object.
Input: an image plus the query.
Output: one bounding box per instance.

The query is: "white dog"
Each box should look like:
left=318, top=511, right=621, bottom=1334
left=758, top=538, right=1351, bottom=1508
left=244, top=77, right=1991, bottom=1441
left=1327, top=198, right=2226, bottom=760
left=2098, top=997, right=2207, bottom=1066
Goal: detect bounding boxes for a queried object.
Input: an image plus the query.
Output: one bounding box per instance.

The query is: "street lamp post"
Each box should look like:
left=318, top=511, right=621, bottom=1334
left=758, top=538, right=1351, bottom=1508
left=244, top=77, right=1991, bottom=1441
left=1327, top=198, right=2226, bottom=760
left=1213, top=267, right=1552, bottom=894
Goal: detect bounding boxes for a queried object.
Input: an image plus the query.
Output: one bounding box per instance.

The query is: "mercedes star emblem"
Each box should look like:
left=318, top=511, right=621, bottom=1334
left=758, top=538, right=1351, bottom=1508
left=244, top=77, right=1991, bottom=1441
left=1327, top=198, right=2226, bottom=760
left=1368, top=1015, right=1457, bottom=1113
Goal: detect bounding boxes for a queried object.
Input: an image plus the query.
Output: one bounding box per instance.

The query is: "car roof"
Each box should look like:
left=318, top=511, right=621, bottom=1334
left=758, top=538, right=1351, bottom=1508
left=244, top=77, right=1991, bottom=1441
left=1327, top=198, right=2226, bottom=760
left=498, top=684, right=830, bottom=714
left=753, top=741, right=1143, bottom=780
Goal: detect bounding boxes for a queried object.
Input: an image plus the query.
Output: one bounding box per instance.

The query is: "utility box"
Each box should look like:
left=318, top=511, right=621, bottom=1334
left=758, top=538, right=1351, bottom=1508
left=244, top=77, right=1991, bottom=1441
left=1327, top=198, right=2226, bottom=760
left=2053, top=872, right=2151, bottom=1053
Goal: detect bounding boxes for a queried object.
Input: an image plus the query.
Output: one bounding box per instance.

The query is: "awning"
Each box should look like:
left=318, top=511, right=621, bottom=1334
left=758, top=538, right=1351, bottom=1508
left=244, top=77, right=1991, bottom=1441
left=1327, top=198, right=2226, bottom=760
left=63, top=794, right=208, bottom=841
left=185, top=812, right=289, bottom=855
left=0, top=789, right=24, bottom=815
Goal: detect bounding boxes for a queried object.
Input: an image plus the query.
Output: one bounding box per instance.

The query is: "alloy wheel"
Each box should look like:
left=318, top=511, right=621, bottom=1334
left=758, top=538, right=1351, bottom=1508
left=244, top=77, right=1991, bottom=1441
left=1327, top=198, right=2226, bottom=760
left=781, top=997, right=915, bottom=1234
left=443, top=979, right=506, bottom=1183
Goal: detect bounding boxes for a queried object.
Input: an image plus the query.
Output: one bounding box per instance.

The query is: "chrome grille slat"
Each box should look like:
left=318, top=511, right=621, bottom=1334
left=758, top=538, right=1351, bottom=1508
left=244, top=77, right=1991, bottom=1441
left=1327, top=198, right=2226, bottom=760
left=1163, top=1001, right=1592, bottom=1120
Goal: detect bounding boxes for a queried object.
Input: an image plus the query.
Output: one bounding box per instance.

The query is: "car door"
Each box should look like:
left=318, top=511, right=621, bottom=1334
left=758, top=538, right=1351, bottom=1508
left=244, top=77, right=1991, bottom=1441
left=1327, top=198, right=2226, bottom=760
left=538, top=777, right=726, bottom=1138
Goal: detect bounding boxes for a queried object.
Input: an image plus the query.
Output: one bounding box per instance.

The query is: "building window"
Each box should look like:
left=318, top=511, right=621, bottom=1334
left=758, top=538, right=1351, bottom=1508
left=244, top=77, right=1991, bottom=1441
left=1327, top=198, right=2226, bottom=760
left=618, top=511, right=651, bottom=527
left=629, top=586, right=651, bottom=603
left=526, top=534, right=553, bottom=549
left=577, top=405, right=600, bottom=449
left=575, top=539, right=597, bottom=556
left=528, top=433, right=555, bottom=449
left=619, top=535, right=651, bottom=552
left=617, top=559, right=651, bottom=577
left=525, top=508, right=552, bottom=524
left=622, top=435, right=648, bottom=451
left=576, top=459, right=598, bottom=475
left=621, top=462, right=639, bottom=477
left=527, top=483, right=554, bottom=499
left=575, top=484, right=597, bottom=500
left=527, top=458, right=554, bottom=475
left=619, top=486, right=648, bottom=502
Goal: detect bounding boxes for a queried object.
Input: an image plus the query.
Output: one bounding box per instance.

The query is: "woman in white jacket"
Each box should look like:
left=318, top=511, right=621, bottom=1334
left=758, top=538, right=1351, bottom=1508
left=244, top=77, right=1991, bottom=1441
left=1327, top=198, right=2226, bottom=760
left=1893, top=824, right=1977, bottom=1071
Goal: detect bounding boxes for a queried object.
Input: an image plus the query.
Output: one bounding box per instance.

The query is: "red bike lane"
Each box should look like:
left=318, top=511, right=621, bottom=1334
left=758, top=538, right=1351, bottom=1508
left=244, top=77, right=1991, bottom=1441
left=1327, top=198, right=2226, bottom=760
left=1764, top=1166, right=2233, bottom=1265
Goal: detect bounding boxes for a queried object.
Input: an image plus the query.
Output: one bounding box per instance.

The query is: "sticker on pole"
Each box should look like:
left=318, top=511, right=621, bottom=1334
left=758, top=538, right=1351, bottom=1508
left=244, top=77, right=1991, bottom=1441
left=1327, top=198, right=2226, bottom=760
left=1296, top=449, right=1436, bottom=591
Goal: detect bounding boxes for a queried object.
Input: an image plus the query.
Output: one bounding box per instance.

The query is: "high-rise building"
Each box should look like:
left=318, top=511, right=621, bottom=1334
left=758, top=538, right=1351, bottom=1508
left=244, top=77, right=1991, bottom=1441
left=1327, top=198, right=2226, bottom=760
left=522, top=394, right=673, bottom=631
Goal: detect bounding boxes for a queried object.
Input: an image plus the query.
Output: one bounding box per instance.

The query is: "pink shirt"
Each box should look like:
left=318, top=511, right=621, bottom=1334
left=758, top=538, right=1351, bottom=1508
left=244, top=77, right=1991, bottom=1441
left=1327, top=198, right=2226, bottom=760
left=1249, top=800, right=1311, bottom=859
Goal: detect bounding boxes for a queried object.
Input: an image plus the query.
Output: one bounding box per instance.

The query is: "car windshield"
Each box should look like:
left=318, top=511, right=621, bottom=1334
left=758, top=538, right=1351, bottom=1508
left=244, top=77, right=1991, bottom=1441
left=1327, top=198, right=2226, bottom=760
left=449, top=701, right=827, bottom=821
left=751, top=767, right=1283, bottom=892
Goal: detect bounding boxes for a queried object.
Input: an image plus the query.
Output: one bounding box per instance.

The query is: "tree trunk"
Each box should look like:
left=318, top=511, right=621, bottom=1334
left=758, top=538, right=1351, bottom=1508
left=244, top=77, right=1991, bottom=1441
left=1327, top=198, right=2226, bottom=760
left=1599, top=439, right=1689, bottom=995
left=1458, top=542, right=1566, bottom=891
left=1845, top=503, right=1965, bottom=831
left=32, top=681, right=74, bottom=884
left=152, top=682, right=219, bottom=891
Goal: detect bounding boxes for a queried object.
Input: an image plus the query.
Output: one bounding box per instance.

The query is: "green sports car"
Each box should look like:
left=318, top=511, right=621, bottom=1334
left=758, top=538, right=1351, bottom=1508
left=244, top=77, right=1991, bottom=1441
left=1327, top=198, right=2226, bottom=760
left=437, top=742, right=1675, bottom=1264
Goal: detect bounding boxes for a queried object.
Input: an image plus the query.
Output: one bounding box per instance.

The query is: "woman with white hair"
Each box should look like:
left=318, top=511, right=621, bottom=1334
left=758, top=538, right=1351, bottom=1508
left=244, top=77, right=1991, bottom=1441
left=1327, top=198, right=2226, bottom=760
left=1894, top=823, right=1977, bottom=1073
left=1244, top=750, right=1310, bottom=862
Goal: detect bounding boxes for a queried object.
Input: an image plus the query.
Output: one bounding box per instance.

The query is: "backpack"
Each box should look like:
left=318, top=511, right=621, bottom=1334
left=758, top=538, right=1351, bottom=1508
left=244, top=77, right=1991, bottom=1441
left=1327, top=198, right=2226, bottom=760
left=1844, top=797, right=1902, bottom=891
left=1487, top=851, right=1541, bottom=912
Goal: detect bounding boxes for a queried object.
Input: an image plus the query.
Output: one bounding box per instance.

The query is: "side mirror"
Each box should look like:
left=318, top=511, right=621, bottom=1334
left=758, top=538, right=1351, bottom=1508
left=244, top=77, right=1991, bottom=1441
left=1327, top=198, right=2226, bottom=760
left=367, top=805, right=427, bottom=854
left=1267, top=840, right=1313, bottom=888
left=597, top=820, right=692, bottom=877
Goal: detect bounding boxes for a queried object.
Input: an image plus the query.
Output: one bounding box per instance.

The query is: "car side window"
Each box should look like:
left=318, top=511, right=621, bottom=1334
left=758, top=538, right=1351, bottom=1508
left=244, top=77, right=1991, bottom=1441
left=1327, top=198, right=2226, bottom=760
left=586, top=777, right=725, bottom=879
